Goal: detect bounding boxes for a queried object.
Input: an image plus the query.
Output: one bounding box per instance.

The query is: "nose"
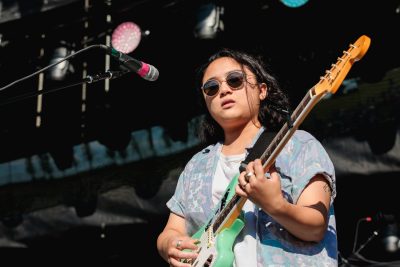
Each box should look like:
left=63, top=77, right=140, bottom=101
left=219, top=81, right=232, bottom=95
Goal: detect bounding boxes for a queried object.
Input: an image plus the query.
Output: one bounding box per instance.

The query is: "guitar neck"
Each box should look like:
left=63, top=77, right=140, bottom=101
left=260, top=86, right=324, bottom=170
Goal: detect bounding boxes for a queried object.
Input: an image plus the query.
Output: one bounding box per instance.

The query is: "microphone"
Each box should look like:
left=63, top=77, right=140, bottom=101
left=100, top=45, right=159, bottom=81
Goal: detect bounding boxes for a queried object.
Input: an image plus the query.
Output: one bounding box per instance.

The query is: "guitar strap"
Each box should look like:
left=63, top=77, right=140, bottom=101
left=239, top=130, right=276, bottom=173
left=215, top=130, right=277, bottom=213
left=239, top=102, right=291, bottom=173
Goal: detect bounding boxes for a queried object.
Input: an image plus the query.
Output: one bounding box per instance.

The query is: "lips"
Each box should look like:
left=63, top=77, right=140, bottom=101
left=221, top=99, right=235, bottom=108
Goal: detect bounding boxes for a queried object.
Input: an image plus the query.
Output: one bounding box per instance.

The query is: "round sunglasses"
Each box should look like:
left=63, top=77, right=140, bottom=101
left=201, top=71, right=247, bottom=97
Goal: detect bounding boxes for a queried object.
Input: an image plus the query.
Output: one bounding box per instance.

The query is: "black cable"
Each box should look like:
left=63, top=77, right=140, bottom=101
left=352, top=217, right=371, bottom=253
left=0, top=69, right=129, bottom=107
left=0, top=44, right=103, bottom=92
left=354, top=230, right=379, bottom=256
left=346, top=230, right=380, bottom=265
left=348, top=229, right=400, bottom=267
left=0, top=80, right=84, bottom=107
left=352, top=252, right=400, bottom=266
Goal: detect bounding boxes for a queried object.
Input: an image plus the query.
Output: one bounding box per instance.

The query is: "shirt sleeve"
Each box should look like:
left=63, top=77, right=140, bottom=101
left=279, top=131, right=336, bottom=204
left=166, top=169, right=187, bottom=217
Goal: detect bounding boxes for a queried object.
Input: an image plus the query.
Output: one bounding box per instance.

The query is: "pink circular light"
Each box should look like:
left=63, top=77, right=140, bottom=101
left=111, top=22, right=142, bottom=54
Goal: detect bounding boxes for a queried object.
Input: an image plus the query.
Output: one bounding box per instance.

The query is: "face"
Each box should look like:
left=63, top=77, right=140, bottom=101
left=201, top=57, right=267, bottom=130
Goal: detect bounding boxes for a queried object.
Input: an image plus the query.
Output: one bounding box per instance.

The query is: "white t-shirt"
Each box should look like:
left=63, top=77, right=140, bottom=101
left=212, top=151, right=258, bottom=267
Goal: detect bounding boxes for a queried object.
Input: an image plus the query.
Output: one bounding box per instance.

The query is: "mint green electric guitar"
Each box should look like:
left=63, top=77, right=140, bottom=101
left=184, top=35, right=370, bottom=267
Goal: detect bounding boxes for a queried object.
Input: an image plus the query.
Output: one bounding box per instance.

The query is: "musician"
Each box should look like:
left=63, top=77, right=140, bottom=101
left=156, top=48, right=337, bottom=266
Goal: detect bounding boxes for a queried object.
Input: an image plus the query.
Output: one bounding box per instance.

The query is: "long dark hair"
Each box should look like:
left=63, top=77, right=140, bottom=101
left=195, top=48, right=290, bottom=145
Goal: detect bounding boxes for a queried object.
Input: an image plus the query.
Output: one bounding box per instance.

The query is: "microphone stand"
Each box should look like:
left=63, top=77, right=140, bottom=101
left=0, top=69, right=129, bottom=107
left=84, top=69, right=129, bottom=83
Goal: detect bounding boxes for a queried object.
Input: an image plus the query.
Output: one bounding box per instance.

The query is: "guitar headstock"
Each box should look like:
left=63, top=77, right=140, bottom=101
left=314, top=35, right=371, bottom=96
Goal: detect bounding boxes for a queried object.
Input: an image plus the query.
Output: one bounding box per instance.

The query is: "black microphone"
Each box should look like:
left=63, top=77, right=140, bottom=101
left=100, top=45, right=159, bottom=81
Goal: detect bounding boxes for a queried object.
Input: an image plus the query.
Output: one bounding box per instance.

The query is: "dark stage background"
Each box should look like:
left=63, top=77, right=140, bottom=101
left=0, top=0, right=400, bottom=265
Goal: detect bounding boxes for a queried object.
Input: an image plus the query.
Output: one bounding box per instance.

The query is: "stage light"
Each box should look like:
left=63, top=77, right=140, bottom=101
left=381, top=216, right=399, bottom=253
left=377, top=213, right=400, bottom=253
left=111, top=21, right=142, bottom=54
left=280, top=0, right=309, bottom=8
left=48, top=46, right=74, bottom=81
left=193, top=2, right=224, bottom=39
left=382, top=224, right=399, bottom=253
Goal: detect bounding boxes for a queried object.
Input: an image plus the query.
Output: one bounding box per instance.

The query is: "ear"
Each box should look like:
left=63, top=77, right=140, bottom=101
left=259, top=83, right=267, bottom=100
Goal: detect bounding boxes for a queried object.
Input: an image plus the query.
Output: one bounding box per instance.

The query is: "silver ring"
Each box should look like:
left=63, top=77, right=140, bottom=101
left=176, top=239, right=183, bottom=249
left=245, top=171, right=254, bottom=182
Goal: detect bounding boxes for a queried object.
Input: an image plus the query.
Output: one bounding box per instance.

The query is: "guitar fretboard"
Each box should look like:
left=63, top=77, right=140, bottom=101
left=260, top=91, right=313, bottom=164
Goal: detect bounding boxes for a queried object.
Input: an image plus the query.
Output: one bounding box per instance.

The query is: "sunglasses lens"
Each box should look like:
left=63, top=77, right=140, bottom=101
left=226, top=72, right=244, bottom=89
left=202, top=80, right=220, bottom=96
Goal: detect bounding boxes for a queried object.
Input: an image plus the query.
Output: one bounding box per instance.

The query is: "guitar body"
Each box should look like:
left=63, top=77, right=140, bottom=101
left=188, top=174, right=245, bottom=267
left=192, top=217, right=244, bottom=267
